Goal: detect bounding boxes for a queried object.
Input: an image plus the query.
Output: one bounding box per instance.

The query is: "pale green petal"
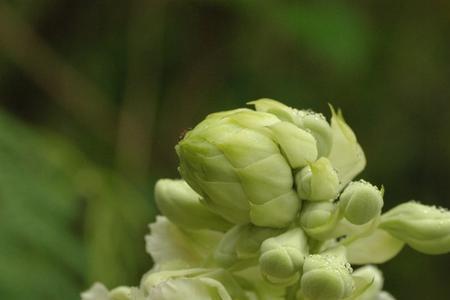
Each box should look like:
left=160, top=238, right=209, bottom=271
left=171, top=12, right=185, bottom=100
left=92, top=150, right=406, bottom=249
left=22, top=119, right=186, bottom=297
left=300, top=113, right=333, bottom=158
left=148, top=277, right=232, bottom=300
left=268, top=121, right=318, bottom=168
left=380, top=201, right=450, bottom=254
left=81, top=283, right=110, bottom=300
left=217, top=128, right=278, bottom=169
left=142, top=268, right=248, bottom=300
left=296, top=157, right=339, bottom=201
left=109, top=287, right=145, bottom=300
left=146, top=217, right=222, bottom=270
left=249, top=99, right=333, bottom=157
left=346, top=265, right=383, bottom=300
left=236, top=154, right=293, bottom=205
left=229, top=110, right=280, bottom=129
left=234, top=267, right=286, bottom=300
left=155, top=179, right=231, bottom=231
left=248, top=99, right=296, bottom=123
left=249, top=191, right=300, bottom=228
left=328, top=106, right=366, bottom=189
left=198, top=180, right=250, bottom=224
left=346, top=229, right=404, bottom=264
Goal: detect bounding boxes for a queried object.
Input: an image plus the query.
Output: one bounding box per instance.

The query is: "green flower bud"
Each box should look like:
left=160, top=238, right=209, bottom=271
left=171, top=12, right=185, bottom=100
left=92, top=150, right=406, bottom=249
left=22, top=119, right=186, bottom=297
left=259, top=228, right=308, bottom=285
left=300, top=201, right=342, bottom=241
left=300, top=247, right=353, bottom=300
left=214, top=224, right=281, bottom=267
left=380, top=201, right=450, bottom=254
left=176, top=107, right=317, bottom=227
left=328, top=106, right=366, bottom=190
left=155, top=178, right=231, bottom=231
left=249, top=99, right=333, bottom=157
left=338, top=180, right=383, bottom=225
left=295, top=157, right=340, bottom=201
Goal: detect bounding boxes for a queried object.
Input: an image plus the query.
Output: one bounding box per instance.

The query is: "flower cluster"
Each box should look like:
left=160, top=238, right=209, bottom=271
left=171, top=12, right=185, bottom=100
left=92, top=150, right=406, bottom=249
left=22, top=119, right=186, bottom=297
left=82, top=99, right=450, bottom=300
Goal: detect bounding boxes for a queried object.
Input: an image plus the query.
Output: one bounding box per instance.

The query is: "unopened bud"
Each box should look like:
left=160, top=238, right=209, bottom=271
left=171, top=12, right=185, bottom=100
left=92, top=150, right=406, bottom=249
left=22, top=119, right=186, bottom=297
left=259, top=228, right=308, bottom=285
left=301, top=247, right=353, bottom=300
left=300, top=201, right=342, bottom=240
left=296, top=157, right=339, bottom=202
left=339, top=180, right=383, bottom=225
left=155, top=179, right=231, bottom=231
left=380, top=201, right=450, bottom=254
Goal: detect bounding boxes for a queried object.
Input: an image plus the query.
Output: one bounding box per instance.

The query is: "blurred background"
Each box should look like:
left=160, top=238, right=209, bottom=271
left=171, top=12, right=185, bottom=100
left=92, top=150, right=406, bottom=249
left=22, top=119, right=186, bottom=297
left=0, top=0, right=449, bottom=299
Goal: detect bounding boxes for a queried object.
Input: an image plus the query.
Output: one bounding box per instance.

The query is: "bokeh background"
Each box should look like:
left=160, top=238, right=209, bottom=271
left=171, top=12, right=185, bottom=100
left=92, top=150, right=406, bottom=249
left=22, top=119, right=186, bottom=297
left=0, top=1, right=449, bottom=299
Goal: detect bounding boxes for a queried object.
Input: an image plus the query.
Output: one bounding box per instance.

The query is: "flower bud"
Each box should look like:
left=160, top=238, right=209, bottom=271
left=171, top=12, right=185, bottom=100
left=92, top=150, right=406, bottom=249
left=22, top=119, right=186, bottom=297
left=176, top=107, right=311, bottom=227
left=154, top=179, right=231, bottom=231
left=214, top=224, right=281, bottom=267
left=259, top=228, right=308, bottom=285
left=300, top=247, right=353, bottom=300
left=295, top=157, right=339, bottom=201
left=300, top=201, right=342, bottom=240
left=380, top=201, right=450, bottom=254
left=249, top=99, right=334, bottom=157
left=267, top=121, right=318, bottom=168
left=338, top=180, right=383, bottom=225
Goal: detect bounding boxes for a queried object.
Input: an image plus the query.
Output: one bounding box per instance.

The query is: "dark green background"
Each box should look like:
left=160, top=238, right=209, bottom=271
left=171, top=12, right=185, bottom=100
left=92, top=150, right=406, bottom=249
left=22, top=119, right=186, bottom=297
left=0, top=0, right=449, bottom=299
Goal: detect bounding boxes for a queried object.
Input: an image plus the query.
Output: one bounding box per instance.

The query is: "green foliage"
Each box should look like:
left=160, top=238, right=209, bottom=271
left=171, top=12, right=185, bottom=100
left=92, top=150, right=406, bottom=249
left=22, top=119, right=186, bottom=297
left=0, top=111, right=153, bottom=300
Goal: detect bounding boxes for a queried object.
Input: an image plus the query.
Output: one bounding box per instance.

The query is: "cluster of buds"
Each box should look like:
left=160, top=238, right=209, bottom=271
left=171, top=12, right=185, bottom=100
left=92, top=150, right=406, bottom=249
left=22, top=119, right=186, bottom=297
left=82, top=100, right=450, bottom=300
